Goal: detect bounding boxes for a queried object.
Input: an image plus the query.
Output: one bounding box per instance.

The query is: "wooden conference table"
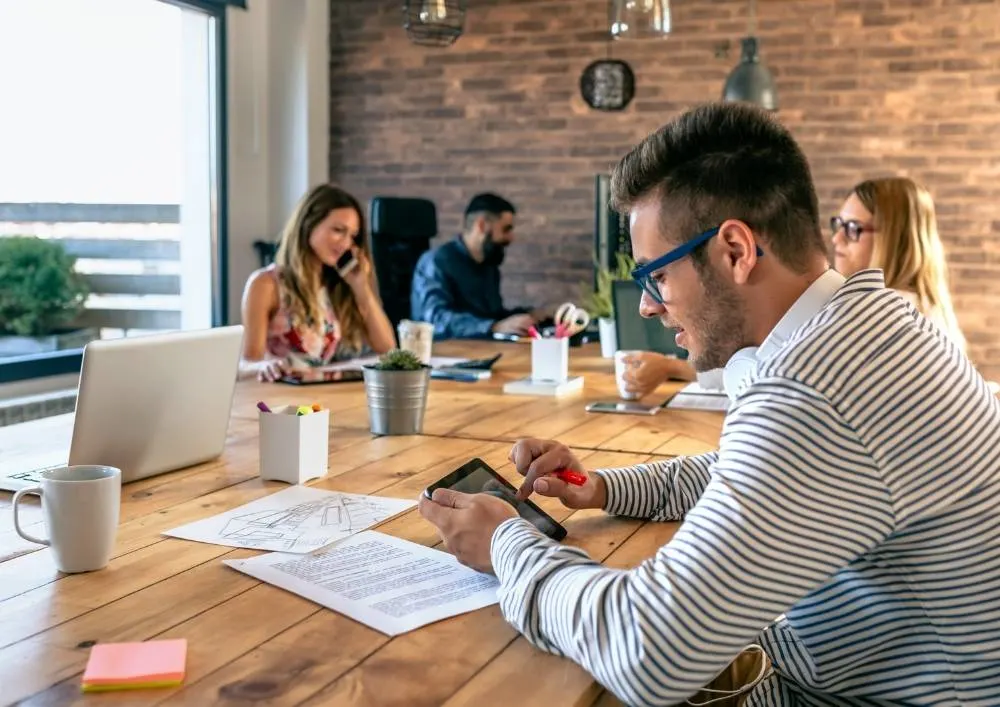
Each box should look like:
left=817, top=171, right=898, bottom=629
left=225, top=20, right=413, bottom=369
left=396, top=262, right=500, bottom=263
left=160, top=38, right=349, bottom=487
left=0, top=341, right=725, bottom=706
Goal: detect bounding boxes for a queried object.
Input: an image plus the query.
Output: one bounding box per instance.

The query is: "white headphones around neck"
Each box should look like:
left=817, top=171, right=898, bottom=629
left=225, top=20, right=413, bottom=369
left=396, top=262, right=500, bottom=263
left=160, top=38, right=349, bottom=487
left=723, top=346, right=760, bottom=401
left=684, top=644, right=773, bottom=705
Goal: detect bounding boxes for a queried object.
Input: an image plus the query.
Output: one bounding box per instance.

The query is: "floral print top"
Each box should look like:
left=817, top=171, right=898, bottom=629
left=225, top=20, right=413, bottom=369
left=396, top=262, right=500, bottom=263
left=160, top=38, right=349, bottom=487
left=265, top=267, right=363, bottom=367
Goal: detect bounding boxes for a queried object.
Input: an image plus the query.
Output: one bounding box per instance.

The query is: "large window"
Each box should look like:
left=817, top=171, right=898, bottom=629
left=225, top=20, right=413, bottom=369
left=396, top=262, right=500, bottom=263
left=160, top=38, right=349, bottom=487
left=0, top=0, right=232, bottom=383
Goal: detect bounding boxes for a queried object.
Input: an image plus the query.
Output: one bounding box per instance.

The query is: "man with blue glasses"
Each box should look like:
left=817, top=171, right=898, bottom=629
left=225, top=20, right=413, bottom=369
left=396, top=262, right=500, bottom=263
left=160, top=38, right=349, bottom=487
left=420, top=102, right=1000, bottom=705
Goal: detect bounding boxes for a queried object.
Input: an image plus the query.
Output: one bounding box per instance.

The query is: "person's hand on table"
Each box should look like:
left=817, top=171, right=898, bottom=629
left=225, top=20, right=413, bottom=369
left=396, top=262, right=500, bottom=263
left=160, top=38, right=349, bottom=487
left=256, top=359, right=288, bottom=382
left=529, top=305, right=556, bottom=322
left=418, top=489, right=518, bottom=574
left=510, top=437, right=607, bottom=509
left=492, top=313, right=535, bottom=336
left=620, top=351, right=695, bottom=398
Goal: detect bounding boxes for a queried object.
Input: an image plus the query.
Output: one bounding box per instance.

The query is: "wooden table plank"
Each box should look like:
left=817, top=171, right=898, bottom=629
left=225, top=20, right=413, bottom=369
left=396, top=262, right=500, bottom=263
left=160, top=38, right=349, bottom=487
left=19, top=583, right=320, bottom=707
left=0, top=547, right=261, bottom=702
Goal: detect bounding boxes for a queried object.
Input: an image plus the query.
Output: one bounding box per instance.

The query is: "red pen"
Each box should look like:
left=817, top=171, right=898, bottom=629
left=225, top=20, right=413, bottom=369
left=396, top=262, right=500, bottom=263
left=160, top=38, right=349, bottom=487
left=528, top=325, right=541, bottom=339
left=553, top=469, right=587, bottom=486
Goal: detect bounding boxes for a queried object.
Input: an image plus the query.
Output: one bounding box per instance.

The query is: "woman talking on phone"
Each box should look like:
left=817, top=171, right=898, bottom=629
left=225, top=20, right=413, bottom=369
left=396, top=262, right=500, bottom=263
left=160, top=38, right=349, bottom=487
left=239, top=183, right=395, bottom=381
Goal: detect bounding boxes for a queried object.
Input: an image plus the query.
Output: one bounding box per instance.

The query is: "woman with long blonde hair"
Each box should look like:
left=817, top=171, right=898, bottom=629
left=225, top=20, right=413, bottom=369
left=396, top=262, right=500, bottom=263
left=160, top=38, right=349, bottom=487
left=832, top=176, right=965, bottom=350
left=240, top=184, right=395, bottom=381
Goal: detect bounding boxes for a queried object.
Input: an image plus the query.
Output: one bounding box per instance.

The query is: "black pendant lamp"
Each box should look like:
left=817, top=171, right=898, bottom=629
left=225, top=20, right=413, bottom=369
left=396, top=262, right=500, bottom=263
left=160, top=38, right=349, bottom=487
left=722, top=0, right=778, bottom=111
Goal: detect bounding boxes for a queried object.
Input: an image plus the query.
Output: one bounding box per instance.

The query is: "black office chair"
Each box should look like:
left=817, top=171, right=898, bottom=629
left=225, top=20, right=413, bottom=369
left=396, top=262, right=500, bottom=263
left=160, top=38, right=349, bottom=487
left=368, top=196, right=436, bottom=332
left=253, top=240, right=279, bottom=267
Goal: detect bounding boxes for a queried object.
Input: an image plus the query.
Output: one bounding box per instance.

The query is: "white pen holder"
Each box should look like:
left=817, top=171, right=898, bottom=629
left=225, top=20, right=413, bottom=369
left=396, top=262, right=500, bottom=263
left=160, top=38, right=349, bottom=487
left=259, top=406, right=330, bottom=484
left=531, top=337, right=569, bottom=383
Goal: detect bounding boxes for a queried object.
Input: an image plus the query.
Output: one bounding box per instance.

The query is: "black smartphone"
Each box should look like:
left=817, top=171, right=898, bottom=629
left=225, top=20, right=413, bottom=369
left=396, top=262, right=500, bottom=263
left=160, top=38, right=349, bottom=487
left=423, top=458, right=567, bottom=541
left=585, top=400, right=663, bottom=416
left=277, top=369, right=364, bottom=385
left=335, top=249, right=359, bottom=277
left=450, top=354, right=502, bottom=370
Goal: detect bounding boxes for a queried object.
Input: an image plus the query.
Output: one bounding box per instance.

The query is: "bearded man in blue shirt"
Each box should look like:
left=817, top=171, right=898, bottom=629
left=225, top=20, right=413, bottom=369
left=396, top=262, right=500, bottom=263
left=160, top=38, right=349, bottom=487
left=410, top=193, right=550, bottom=339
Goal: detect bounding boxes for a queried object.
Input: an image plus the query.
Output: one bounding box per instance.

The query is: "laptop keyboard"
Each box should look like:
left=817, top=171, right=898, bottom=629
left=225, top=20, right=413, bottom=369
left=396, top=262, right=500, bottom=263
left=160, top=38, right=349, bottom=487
left=7, top=465, right=61, bottom=484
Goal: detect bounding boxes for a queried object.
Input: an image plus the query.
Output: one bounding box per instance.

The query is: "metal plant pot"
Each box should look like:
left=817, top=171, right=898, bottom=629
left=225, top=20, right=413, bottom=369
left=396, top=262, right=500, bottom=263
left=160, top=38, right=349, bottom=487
left=362, top=366, right=430, bottom=436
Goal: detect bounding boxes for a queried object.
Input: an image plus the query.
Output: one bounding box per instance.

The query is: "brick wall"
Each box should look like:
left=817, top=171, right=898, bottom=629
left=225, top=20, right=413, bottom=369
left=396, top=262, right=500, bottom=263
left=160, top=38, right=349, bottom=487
left=329, top=0, right=1000, bottom=377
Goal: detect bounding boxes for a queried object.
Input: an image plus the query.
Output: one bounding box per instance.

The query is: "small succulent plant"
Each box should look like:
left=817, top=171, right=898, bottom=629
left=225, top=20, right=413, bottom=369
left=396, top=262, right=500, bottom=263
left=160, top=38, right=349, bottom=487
left=372, top=348, right=424, bottom=371
left=580, top=251, right=636, bottom=321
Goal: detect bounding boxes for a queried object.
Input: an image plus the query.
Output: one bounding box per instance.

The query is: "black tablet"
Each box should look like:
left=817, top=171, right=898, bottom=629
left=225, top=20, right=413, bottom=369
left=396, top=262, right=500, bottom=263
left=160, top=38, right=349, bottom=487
left=423, top=458, right=567, bottom=541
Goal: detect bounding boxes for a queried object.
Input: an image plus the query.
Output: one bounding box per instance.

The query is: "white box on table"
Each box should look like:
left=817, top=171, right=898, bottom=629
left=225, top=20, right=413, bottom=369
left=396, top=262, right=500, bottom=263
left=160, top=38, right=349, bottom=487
left=530, top=337, right=569, bottom=383
left=258, top=405, right=329, bottom=484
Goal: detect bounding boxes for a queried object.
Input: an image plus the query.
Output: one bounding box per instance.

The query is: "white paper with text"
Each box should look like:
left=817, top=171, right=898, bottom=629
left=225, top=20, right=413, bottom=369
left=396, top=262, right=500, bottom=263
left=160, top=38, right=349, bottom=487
left=223, top=530, right=499, bottom=636
left=666, top=382, right=730, bottom=412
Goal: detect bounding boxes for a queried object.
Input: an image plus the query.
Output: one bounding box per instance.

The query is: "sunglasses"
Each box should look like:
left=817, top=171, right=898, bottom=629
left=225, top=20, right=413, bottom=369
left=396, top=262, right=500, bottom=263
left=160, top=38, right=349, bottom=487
left=631, top=225, right=763, bottom=306
left=830, top=216, right=873, bottom=243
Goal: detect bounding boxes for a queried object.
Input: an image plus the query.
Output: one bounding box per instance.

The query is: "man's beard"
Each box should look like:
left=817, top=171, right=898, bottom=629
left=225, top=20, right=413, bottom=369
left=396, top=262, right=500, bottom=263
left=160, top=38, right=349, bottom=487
left=684, top=263, right=749, bottom=372
left=482, top=233, right=507, bottom=266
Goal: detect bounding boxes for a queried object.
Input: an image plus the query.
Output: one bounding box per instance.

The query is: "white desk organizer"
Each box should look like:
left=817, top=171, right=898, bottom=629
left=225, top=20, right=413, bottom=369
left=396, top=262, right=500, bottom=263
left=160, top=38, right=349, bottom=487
left=503, top=337, right=583, bottom=397
left=258, top=405, right=330, bottom=484
left=531, top=337, right=569, bottom=383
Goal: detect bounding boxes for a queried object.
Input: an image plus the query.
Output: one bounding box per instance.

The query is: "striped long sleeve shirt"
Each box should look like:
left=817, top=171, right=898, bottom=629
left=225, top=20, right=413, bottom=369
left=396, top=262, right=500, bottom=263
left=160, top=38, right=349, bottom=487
left=490, top=270, right=1000, bottom=706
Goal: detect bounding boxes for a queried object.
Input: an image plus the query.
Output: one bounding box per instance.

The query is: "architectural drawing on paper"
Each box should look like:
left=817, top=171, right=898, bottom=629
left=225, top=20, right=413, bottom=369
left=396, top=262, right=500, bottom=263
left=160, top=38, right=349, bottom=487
left=219, top=495, right=397, bottom=551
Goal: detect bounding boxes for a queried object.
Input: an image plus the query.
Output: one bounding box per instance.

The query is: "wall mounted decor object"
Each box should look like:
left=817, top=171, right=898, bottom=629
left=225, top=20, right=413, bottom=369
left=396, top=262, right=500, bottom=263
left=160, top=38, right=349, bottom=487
left=580, top=59, right=636, bottom=111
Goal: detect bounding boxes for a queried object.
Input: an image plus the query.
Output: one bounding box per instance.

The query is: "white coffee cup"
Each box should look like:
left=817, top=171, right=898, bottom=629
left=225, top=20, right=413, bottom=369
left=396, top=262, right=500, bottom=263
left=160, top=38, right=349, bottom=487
left=397, top=319, right=434, bottom=364
left=12, top=465, right=121, bottom=573
left=615, top=350, right=644, bottom=400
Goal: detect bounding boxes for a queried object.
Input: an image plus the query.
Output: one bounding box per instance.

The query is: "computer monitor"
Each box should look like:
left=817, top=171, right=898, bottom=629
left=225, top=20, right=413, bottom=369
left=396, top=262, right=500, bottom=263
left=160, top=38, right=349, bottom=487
left=611, top=280, right=688, bottom=358
left=0, top=325, right=244, bottom=492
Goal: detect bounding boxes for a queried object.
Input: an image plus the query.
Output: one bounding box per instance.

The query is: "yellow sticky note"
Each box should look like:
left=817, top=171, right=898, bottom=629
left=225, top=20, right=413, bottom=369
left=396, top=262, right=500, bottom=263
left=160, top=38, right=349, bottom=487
left=81, top=639, right=187, bottom=692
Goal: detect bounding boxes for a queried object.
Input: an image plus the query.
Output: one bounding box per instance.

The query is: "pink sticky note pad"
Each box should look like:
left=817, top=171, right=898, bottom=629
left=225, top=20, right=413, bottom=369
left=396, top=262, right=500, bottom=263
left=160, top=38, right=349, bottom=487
left=82, top=639, right=187, bottom=690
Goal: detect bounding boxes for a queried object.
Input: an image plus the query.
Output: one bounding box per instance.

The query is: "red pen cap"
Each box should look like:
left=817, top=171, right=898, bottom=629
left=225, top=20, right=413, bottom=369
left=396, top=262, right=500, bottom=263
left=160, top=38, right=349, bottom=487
left=553, top=469, right=587, bottom=486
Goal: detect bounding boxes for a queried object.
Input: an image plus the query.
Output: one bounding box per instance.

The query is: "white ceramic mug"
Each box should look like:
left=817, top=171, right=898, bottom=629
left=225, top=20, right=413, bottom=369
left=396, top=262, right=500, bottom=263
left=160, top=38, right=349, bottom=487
left=397, top=319, right=434, bottom=364
left=615, top=350, right=643, bottom=400
left=12, top=465, right=121, bottom=573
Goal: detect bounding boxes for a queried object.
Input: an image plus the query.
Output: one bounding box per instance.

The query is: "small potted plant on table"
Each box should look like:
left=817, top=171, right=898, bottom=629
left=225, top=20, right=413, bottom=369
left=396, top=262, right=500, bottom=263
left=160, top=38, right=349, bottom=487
left=362, top=349, right=431, bottom=436
left=582, top=252, right=635, bottom=359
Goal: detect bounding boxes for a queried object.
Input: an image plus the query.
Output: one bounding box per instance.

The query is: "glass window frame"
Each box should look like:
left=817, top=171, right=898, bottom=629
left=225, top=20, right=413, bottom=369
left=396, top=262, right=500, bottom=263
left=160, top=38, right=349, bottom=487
left=0, top=0, right=233, bottom=384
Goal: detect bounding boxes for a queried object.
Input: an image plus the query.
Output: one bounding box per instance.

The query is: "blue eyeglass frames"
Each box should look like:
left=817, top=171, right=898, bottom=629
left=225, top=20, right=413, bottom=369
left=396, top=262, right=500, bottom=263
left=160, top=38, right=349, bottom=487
left=631, top=225, right=764, bottom=305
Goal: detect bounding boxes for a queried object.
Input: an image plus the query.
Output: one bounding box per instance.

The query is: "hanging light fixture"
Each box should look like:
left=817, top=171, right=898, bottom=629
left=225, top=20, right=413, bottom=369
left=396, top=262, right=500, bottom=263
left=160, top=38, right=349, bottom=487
left=722, top=0, right=778, bottom=110
left=403, top=0, right=466, bottom=47
left=610, top=0, right=671, bottom=40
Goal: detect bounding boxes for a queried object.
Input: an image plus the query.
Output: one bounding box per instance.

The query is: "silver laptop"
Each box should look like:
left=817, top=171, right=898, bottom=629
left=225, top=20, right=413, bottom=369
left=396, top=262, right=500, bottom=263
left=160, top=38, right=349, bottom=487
left=612, top=280, right=689, bottom=358
left=0, top=325, right=243, bottom=492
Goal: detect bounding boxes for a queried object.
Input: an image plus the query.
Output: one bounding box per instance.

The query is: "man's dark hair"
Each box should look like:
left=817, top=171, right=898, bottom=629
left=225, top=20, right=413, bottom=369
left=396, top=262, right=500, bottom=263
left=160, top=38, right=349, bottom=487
left=610, top=102, right=825, bottom=273
left=464, top=193, right=515, bottom=231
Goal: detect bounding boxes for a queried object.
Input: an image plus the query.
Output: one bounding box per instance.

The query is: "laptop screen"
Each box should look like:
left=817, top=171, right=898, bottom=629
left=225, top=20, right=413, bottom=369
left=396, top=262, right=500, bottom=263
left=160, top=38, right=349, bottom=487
left=611, top=280, right=689, bottom=359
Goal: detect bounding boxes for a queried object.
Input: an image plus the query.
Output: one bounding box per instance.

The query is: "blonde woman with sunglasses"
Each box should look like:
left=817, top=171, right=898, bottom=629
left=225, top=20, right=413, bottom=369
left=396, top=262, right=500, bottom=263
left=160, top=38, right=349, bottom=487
left=832, top=176, right=965, bottom=350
